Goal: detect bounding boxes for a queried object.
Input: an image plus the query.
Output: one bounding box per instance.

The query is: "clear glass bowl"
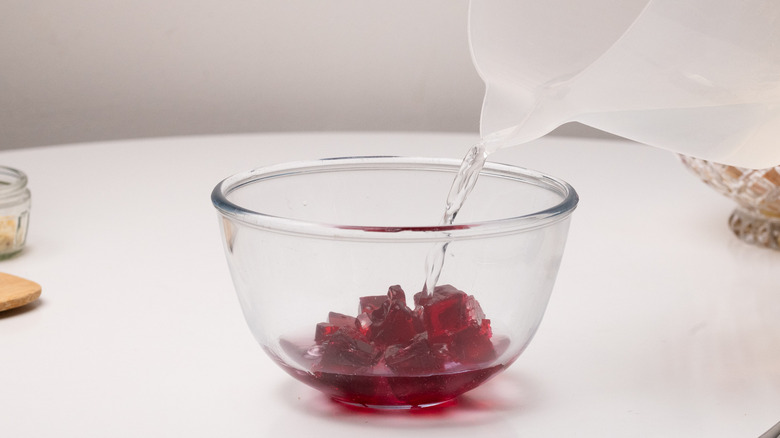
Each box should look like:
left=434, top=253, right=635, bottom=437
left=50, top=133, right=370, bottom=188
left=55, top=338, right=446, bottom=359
left=680, top=156, right=780, bottom=250
left=212, top=156, right=578, bottom=409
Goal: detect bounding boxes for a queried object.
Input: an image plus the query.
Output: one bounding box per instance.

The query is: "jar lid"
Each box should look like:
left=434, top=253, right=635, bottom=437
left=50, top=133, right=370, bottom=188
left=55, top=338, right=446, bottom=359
left=0, top=166, right=28, bottom=195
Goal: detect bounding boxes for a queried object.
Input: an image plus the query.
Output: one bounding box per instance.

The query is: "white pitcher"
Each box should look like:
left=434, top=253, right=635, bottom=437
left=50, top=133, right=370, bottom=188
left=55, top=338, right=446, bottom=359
left=469, top=0, right=780, bottom=168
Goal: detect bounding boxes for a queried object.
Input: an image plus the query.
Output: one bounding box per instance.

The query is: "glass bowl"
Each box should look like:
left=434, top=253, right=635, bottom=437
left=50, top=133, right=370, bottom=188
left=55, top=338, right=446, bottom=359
left=212, top=156, right=578, bottom=409
left=680, top=155, right=780, bottom=250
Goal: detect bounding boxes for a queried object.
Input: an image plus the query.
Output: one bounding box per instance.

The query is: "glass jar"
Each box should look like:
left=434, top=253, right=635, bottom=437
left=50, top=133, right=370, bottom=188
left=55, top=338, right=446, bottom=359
left=0, top=167, right=31, bottom=258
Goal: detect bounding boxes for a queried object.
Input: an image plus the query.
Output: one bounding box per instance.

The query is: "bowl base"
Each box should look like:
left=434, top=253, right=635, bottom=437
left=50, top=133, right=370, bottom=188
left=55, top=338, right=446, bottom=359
left=728, top=208, right=780, bottom=250
left=279, top=361, right=505, bottom=409
left=333, top=399, right=453, bottom=410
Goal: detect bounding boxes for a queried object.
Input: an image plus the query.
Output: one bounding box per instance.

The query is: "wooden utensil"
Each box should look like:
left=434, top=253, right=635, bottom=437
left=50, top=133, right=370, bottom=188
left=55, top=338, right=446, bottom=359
left=0, top=273, right=41, bottom=312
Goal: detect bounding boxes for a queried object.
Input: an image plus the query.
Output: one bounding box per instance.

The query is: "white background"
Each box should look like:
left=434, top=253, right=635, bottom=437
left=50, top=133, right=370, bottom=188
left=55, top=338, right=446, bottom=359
left=1, top=0, right=607, bottom=150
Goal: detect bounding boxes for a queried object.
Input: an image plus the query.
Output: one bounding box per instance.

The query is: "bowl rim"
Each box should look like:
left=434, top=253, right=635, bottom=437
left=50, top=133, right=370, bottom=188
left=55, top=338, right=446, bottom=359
left=211, top=156, right=578, bottom=241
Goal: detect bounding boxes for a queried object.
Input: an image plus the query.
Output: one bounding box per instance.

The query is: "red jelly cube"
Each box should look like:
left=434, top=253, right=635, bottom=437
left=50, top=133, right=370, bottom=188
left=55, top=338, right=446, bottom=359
left=369, top=301, right=420, bottom=347
left=317, top=327, right=381, bottom=372
left=328, top=311, right=357, bottom=328
left=384, top=333, right=448, bottom=375
left=355, top=312, right=372, bottom=335
left=464, top=295, right=485, bottom=324
left=366, top=286, right=407, bottom=322
left=361, top=286, right=422, bottom=346
left=478, top=317, right=492, bottom=337
left=358, top=295, right=386, bottom=315
left=314, top=323, right=339, bottom=343
left=414, top=285, right=469, bottom=340
left=315, top=312, right=358, bottom=343
left=448, top=319, right=496, bottom=364
left=387, top=285, right=407, bottom=305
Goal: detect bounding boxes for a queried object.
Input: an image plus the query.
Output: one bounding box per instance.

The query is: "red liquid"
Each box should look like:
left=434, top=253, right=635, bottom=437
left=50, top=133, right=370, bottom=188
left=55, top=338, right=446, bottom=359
left=277, top=360, right=505, bottom=408
left=275, top=333, right=511, bottom=408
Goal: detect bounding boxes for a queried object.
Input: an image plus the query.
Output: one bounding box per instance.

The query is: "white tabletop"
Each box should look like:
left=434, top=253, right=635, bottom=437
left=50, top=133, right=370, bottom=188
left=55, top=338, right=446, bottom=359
left=1, top=132, right=778, bottom=437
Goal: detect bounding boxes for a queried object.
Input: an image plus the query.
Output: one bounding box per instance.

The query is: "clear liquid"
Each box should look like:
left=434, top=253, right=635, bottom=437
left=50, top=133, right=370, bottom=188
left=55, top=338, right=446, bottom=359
left=422, top=142, right=489, bottom=294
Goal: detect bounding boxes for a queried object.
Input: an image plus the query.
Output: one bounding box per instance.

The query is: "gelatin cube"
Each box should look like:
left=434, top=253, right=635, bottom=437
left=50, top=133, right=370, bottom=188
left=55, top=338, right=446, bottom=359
left=370, top=301, right=389, bottom=323
left=314, top=323, right=338, bottom=343
left=315, top=312, right=358, bottom=342
left=448, top=319, right=496, bottom=364
left=369, top=302, right=420, bottom=347
left=387, top=285, right=407, bottom=306
left=413, top=284, right=465, bottom=307
left=355, top=312, right=373, bottom=334
left=358, top=295, right=386, bottom=315
left=414, top=285, right=469, bottom=340
left=384, top=333, right=447, bottom=375
left=317, top=327, right=381, bottom=372
left=464, top=295, right=485, bottom=324
left=328, top=311, right=357, bottom=328
left=478, top=318, right=492, bottom=337
left=364, top=285, right=422, bottom=346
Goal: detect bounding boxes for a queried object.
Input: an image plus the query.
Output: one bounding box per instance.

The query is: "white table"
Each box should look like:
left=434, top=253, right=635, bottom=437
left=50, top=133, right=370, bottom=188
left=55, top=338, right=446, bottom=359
left=2, top=132, right=779, bottom=437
